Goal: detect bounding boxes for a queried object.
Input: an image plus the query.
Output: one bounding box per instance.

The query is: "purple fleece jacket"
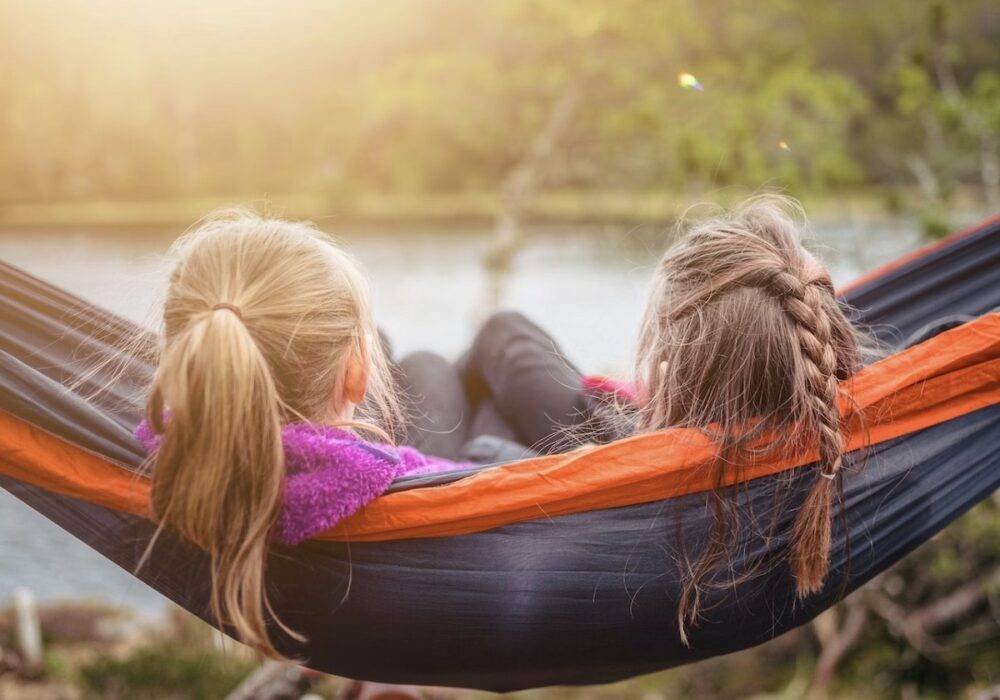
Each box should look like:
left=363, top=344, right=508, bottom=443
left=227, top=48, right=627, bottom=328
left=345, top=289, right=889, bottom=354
left=135, top=421, right=467, bottom=546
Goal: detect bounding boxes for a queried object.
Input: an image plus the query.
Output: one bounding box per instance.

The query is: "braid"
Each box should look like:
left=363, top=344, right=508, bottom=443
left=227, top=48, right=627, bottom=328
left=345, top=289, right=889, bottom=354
left=771, top=270, right=845, bottom=595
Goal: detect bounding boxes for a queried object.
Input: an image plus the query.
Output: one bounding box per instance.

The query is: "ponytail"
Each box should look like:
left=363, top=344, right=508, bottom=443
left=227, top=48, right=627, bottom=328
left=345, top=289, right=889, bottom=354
left=149, top=305, right=295, bottom=656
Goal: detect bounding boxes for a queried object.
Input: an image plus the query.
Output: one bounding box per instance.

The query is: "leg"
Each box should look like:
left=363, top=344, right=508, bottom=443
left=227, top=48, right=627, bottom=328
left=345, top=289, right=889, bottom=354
left=459, top=396, right=538, bottom=464
left=468, top=396, right=520, bottom=443
left=461, top=310, right=588, bottom=454
left=397, top=351, right=471, bottom=461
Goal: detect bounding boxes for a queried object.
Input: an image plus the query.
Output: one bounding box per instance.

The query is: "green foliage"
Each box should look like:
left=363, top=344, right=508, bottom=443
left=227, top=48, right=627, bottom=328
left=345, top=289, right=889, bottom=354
left=920, top=207, right=955, bottom=238
left=80, top=643, right=254, bottom=700
left=42, top=650, right=73, bottom=684
left=78, top=611, right=255, bottom=700
left=0, top=0, right=995, bottom=209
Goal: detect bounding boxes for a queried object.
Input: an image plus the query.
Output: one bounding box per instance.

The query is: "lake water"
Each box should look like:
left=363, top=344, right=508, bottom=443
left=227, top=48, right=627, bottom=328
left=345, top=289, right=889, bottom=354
left=0, top=215, right=936, bottom=615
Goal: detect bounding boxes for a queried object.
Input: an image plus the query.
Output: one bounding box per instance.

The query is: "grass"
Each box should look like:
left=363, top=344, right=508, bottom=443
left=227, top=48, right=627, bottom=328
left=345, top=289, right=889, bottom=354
left=79, top=641, right=256, bottom=699
left=77, top=609, right=256, bottom=700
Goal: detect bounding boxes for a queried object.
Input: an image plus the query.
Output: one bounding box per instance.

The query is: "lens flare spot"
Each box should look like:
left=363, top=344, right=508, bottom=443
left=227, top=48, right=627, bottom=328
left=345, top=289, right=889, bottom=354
left=677, top=72, right=703, bottom=91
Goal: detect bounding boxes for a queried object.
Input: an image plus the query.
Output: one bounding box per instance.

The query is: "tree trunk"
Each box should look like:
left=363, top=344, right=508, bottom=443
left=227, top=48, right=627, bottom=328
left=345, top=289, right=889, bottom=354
left=13, top=587, right=43, bottom=678
left=483, top=81, right=583, bottom=311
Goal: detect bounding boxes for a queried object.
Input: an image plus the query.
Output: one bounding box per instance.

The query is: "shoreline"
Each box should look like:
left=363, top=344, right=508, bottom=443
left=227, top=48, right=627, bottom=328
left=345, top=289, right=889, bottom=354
left=0, top=188, right=945, bottom=232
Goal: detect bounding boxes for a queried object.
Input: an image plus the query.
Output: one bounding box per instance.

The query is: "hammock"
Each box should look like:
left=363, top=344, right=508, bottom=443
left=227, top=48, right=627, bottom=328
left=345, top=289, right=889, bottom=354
left=0, top=216, right=998, bottom=691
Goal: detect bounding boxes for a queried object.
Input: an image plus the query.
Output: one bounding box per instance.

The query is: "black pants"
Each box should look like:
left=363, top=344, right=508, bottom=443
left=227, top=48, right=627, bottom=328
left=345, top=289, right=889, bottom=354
left=397, top=311, right=588, bottom=460
left=398, top=310, right=982, bottom=460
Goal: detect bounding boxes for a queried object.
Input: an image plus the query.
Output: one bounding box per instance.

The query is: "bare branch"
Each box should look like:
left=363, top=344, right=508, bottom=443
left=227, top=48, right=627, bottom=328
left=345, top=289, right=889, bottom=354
left=910, top=565, right=1000, bottom=632
left=867, top=565, right=1000, bottom=657
left=484, top=80, right=584, bottom=309
left=905, top=155, right=941, bottom=202
left=808, top=600, right=869, bottom=696
left=972, top=682, right=1000, bottom=700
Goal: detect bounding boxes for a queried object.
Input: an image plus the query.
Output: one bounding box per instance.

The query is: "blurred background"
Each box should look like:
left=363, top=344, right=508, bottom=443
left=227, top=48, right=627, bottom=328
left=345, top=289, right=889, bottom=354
left=0, top=0, right=997, bottom=698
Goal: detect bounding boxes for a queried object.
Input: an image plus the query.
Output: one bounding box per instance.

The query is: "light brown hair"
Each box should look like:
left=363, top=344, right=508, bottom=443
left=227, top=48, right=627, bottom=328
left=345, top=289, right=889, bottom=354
left=145, top=210, right=400, bottom=656
left=634, top=195, right=862, bottom=641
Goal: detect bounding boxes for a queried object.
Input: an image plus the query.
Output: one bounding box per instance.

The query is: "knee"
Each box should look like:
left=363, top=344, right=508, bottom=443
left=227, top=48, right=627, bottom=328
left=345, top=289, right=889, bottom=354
left=399, top=350, right=452, bottom=374
left=397, top=351, right=456, bottom=391
left=476, top=310, right=534, bottom=344
left=470, top=310, right=552, bottom=371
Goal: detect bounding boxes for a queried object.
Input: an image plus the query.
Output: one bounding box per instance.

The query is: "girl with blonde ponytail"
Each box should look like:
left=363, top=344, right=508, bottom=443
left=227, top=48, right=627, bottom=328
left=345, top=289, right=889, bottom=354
left=137, top=211, right=467, bottom=656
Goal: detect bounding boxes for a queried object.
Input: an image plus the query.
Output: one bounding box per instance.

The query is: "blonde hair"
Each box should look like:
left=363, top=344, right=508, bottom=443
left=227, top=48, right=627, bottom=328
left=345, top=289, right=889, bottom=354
left=635, top=195, right=862, bottom=641
left=145, top=210, right=400, bottom=656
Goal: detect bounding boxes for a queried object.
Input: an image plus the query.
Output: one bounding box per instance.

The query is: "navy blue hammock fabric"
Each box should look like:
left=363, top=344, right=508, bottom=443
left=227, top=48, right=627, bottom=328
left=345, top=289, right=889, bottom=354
left=0, top=216, right=998, bottom=691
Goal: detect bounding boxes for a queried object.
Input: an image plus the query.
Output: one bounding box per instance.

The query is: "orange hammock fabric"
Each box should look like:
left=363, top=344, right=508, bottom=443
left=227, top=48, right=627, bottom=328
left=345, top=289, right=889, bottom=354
left=1, top=312, right=997, bottom=542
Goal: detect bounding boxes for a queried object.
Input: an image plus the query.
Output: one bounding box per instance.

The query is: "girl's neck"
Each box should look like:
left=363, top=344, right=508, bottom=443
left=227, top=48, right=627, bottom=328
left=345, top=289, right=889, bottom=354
left=322, top=402, right=357, bottom=430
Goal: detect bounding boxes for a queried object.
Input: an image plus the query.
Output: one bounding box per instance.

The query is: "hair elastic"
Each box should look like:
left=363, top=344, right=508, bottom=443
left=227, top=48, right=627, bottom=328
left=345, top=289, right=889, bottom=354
left=211, top=303, right=244, bottom=320
left=818, top=471, right=837, bottom=481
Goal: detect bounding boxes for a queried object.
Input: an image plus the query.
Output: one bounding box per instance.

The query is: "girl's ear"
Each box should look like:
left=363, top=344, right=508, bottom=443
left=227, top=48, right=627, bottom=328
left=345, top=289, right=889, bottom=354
left=343, top=345, right=370, bottom=406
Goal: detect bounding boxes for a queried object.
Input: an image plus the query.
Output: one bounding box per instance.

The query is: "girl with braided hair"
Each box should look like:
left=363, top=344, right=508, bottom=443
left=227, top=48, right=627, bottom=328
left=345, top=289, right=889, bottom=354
left=460, top=195, right=863, bottom=639
left=631, top=195, right=862, bottom=637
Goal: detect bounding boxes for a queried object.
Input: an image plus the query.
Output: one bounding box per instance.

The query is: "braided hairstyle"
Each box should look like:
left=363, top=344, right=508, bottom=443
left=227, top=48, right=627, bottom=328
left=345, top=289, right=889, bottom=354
left=634, top=195, right=861, bottom=640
